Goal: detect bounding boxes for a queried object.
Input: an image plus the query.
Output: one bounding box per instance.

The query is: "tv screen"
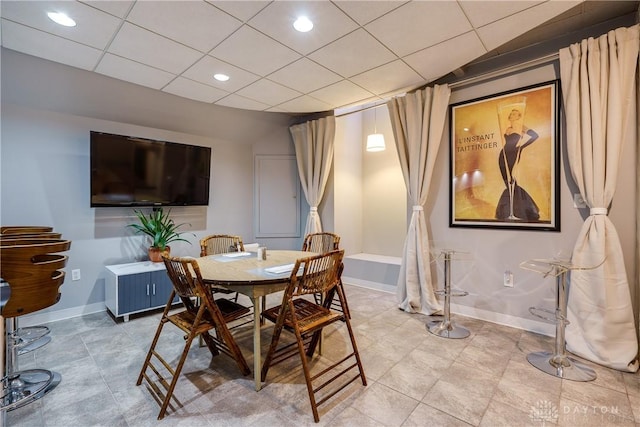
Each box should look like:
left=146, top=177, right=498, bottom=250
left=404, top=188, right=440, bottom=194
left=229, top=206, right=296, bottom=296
left=90, top=131, right=211, bottom=207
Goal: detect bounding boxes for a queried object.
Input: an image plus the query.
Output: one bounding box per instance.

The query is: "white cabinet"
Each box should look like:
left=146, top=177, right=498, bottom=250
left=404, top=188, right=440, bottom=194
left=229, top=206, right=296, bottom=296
left=105, top=261, right=178, bottom=321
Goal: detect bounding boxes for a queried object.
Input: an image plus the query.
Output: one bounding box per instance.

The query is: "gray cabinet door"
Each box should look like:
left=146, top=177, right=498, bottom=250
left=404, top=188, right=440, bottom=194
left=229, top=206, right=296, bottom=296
left=118, top=273, right=150, bottom=314
left=149, top=270, right=176, bottom=307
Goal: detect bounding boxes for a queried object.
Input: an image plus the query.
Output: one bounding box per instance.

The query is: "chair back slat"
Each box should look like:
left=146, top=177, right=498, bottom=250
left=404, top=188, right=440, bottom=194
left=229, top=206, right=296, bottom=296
left=162, top=257, right=201, bottom=300
left=200, top=234, right=244, bottom=256
left=302, top=232, right=340, bottom=253
left=289, top=250, right=343, bottom=297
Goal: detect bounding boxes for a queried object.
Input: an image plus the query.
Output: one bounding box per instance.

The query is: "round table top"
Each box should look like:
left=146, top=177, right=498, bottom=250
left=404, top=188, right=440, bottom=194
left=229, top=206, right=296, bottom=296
left=196, top=249, right=317, bottom=286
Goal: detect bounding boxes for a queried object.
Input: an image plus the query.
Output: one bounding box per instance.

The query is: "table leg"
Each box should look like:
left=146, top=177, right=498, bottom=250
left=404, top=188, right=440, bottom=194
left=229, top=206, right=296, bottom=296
left=252, top=296, right=262, bottom=391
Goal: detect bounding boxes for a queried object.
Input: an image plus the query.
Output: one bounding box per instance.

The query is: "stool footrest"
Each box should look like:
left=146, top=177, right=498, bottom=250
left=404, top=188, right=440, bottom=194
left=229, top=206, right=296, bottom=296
left=1, top=369, right=61, bottom=411
left=434, top=289, right=469, bottom=297
left=528, top=307, right=569, bottom=325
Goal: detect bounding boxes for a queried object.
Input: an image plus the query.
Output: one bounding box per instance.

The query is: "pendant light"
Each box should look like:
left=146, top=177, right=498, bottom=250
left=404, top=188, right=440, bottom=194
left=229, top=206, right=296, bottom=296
left=366, top=104, right=385, bottom=152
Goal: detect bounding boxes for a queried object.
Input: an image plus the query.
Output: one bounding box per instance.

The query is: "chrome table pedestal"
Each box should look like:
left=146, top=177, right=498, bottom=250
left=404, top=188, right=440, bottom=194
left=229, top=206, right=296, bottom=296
left=521, top=259, right=597, bottom=382
left=427, top=250, right=470, bottom=339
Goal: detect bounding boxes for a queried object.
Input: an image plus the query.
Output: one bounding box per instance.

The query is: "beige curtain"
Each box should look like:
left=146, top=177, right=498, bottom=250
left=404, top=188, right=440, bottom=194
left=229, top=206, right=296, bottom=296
left=290, top=116, right=335, bottom=236
left=386, top=85, right=450, bottom=315
left=559, top=24, right=639, bottom=372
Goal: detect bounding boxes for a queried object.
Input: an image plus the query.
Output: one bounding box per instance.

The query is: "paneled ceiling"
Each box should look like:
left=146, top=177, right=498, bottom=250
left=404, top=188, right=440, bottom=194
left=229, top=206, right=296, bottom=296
left=1, top=1, right=638, bottom=114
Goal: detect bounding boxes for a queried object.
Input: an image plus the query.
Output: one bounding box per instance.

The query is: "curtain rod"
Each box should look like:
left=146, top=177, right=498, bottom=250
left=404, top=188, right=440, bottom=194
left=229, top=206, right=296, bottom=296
left=334, top=52, right=559, bottom=118
left=448, top=52, right=559, bottom=89
left=334, top=102, right=387, bottom=118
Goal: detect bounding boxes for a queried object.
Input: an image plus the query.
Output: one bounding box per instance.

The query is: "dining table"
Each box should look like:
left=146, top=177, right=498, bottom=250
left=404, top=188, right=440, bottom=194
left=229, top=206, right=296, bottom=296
left=196, top=249, right=317, bottom=391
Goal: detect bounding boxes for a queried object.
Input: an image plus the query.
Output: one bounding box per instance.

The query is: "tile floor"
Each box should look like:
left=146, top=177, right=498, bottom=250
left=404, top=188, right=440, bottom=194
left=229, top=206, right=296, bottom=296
left=6, top=284, right=640, bottom=427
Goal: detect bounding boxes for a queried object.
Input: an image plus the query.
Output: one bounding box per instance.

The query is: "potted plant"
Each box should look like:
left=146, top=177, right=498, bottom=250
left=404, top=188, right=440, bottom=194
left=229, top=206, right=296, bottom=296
left=128, top=207, right=193, bottom=262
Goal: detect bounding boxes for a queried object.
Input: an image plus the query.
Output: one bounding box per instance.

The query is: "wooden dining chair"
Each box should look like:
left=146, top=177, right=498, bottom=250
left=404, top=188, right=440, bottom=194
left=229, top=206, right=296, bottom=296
left=301, top=232, right=340, bottom=253
left=260, top=249, right=366, bottom=423
left=136, top=255, right=251, bottom=420
left=200, top=234, right=244, bottom=256
left=199, top=234, right=245, bottom=302
left=303, top=232, right=350, bottom=319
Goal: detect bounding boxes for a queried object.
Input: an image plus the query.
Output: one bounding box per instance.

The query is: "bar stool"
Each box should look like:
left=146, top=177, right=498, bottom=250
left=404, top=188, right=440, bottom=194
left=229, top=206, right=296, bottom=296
left=1, top=238, right=71, bottom=410
left=520, top=258, right=600, bottom=381
left=426, top=249, right=472, bottom=339
left=0, top=232, right=62, bottom=356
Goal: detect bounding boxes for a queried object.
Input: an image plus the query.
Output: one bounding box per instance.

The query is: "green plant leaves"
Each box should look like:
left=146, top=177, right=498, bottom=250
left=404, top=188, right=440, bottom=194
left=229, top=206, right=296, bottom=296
left=128, top=208, right=193, bottom=250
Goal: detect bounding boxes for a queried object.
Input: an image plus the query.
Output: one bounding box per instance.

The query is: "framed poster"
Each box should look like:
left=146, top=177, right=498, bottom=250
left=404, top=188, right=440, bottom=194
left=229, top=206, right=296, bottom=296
left=449, top=80, right=560, bottom=231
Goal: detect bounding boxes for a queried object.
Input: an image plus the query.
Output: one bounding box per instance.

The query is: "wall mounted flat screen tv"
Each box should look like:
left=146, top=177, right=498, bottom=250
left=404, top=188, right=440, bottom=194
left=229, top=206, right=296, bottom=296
left=90, top=131, right=211, bottom=207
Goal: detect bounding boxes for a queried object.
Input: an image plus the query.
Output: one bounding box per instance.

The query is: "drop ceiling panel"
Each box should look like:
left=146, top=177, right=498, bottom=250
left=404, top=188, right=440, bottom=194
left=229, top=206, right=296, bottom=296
left=1, top=19, right=102, bottom=70
left=333, top=1, right=406, bottom=26
left=350, top=60, right=424, bottom=96
left=80, top=0, right=133, bottom=18
left=126, top=1, right=241, bottom=53
left=182, top=55, right=260, bottom=92
left=248, top=1, right=358, bottom=55
left=163, top=77, right=228, bottom=103
left=309, top=80, right=375, bottom=107
left=95, top=53, right=175, bottom=89
left=209, top=25, right=301, bottom=76
left=276, top=95, right=334, bottom=113
left=236, top=78, right=302, bottom=106
left=215, top=93, right=271, bottom=110
left=477, top=0, right=582, bottom=51
left=458, top=1, right=543, bottom=28
left=1, top=0, right=122, bottom=49
left=404, top=32, right=486, bottom=83
left=365, top=1, right=472, bottom=57
left=208, top=0, right=270, bottom=23
left=309, top=28, right=396, bottom=78
left=266, top=58, right=342, bottom=93
left=107, top=22, right=202, bottom=74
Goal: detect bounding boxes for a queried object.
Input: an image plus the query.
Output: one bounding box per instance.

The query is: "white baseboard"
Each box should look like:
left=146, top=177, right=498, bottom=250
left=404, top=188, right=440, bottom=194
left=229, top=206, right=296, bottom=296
left=18, top=302, right=107, bottom=327
left=450, top=302, right=555, bottom=337
left=342, top=277, right=396, bottom=294
left=343, top=279, right=554, bottom=337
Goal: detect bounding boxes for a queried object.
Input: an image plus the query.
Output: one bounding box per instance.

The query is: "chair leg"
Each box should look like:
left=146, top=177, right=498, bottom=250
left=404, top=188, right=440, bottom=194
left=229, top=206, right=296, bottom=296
left=260, top=310, right=287, bottom=382
left=294, top=327, right=320, bottom=423
left=136, top=317, right=167, bottom=387
left=337, top=280, right=351, bottom=319
left=337, top=289, right=367, bottom=387
left=215, top=323, right=251, bottom=376
left=157, top=330, right=198, bottom=420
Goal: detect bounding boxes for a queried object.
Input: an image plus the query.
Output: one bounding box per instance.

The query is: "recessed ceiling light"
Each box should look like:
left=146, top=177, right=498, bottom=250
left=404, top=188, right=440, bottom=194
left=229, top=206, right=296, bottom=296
left=47, top=12, right=76, bottom=27
left=214, top=73, right=230, bottom=82
left=293, top=16, right=313, bottom=32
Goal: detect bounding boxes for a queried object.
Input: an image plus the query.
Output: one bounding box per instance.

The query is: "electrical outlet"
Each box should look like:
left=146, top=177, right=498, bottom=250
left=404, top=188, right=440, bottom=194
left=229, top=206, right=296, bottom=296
left=72, top=269, right=81, bottom=281
left=503, top=270, right=514, bottom=287
left=573, top=193, right=587, bottom=208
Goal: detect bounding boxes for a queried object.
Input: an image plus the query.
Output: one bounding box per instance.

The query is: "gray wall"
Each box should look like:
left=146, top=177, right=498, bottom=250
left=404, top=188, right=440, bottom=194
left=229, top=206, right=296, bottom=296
left=1, top=48, right=302, bottom=323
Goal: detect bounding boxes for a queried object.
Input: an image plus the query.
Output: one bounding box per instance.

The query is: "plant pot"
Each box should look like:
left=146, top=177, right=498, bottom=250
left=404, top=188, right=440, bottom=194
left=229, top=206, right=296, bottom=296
left=148, top=246, right=170, bottom=263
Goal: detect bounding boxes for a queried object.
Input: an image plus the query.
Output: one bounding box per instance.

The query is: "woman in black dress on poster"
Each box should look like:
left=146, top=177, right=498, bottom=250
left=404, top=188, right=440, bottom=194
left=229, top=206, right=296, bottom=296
left=495, top=109, right=540, bottom=221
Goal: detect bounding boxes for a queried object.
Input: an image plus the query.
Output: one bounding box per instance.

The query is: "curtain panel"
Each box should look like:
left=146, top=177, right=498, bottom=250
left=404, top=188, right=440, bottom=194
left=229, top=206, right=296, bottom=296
left=386, top=84, right=451, bottom=315
left=559, top=24, right=639, bottom=372
left=290, top=116, right=336, bottom=236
